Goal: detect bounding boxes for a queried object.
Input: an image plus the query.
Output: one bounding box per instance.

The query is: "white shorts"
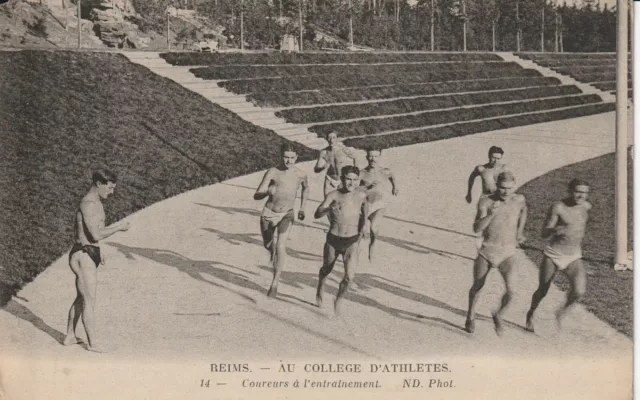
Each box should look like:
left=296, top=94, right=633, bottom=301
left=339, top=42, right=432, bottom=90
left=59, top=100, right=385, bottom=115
left=543, top=245, right=582, bottom=270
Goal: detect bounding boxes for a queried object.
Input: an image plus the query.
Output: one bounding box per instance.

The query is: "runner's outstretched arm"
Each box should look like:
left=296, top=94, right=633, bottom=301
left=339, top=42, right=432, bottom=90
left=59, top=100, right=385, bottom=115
left=254, top=169, right=274, bottom=201
left=299, top=174, right=309, bottom=220
left=517, top=199, right=528, bottom=244
left=315, top=192, right=335, bottom=219
left=541, top=203, right=561, bottom=239
left=466, top=166, right=480, bottom=203
left=314, top=150, right=328, bottom=173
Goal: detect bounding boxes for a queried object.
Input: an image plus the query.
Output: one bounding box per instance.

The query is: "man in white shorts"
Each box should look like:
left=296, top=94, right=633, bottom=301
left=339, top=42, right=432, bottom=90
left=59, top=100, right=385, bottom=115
left=314, top=131, right=356, bottom=196
left=358, top=147, right=399, bottom=263
left=254, top=143, right=309, bottom=298
left=525, top=179, right=591, bottom=332
left=465, top=172, right=527, bottom=335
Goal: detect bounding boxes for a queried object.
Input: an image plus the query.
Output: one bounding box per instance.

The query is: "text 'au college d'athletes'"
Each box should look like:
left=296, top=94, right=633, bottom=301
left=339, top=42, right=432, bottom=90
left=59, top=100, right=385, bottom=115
left=210, top=363, right=450, bottom=373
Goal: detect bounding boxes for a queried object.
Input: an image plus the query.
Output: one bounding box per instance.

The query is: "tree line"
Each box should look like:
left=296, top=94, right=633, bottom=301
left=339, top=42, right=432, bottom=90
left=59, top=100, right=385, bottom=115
left=133, top=0, right=629, bottom=51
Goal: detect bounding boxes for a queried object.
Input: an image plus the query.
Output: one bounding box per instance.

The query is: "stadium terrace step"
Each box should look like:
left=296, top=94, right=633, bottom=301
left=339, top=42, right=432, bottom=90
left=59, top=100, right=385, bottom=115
left=122, top=52, right=328, bottom=150
left=502, top=53, right=616, bottom=103
left=123, top=51, right=616, bottom=152
left=207, top=98, right=254, bottom=106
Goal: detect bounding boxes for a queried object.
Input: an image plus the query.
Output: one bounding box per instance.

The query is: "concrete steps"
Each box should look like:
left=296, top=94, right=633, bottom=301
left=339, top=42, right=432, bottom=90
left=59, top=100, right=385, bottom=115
left=499, top=52, right=616, bottom=103
left=121, top=52, right=327, bottom=150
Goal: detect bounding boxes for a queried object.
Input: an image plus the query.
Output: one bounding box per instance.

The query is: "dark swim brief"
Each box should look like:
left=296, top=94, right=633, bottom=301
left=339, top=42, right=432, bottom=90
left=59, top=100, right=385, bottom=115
left=69, top=243, right=102, bottom=267
left=327, top=232, right=360, bottom=253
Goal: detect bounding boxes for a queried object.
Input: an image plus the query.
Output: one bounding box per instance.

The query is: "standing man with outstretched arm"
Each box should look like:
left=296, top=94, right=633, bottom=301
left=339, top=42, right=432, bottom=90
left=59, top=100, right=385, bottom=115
left=314, top=131, right=356, bottom=197
left=465, top=172, right=527, bottom=336
left=315, top=165, right=368, bottom=316
left=254, top=143, right=309, bottom=298
left=65, top=170, right=131, bottom=353
left=525, top=179, right=591, bottom=333
left=466, top=146, right=507, bottom=204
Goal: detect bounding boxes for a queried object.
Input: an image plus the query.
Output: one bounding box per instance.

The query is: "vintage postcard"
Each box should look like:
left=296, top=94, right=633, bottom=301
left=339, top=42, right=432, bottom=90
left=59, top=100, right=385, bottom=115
left=0, top=0, right=634, bottom=398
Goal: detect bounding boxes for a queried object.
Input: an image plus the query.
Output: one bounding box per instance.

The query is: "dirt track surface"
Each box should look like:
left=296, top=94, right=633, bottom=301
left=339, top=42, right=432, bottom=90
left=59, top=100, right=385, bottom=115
left=0, top=112, right=632, bottom=400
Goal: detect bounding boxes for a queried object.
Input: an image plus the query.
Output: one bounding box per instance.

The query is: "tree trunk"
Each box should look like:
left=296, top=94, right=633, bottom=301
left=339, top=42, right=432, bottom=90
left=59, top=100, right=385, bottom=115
left=492, top=21, right=495, bottom=51
left=516, top=0, right=520, bottom=52
left=555, top=9, right=558, bottom=52
left=299, top=0, right=303, bottom=51
left=430, top=0, right=434, bottom=51
left=349, top=0, right=354, bottom=47
left=560, top=14, right=563, bottom=52
left=541, top=3, right=544, bottom=52
left=77, top=0, right=81, bottom=49
left=462, top=0, right=466, bottom=51
left=240, top=0, right=244, bottom=50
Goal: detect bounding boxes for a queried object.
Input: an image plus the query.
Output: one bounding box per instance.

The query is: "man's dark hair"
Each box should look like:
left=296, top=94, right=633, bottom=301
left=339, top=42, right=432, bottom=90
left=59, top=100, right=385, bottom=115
left=569, top=178, right=589, bottom=191
left=497, top=171, right=515, bottom=184
left=281, top=142, right=297, bottom=154
left=341, top=165, right=360, bottom=177
left=92, top=170, right=117, bottom=185
left=365, top=146, right=382, bottom=155
left=488, top=146, right=504, bottom=156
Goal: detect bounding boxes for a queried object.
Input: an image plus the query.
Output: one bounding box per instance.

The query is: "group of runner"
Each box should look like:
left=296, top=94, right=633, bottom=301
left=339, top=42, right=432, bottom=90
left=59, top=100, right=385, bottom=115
left=464, top=146, right=591, bottom=335
left=254, top=132, right=399, bottom=315
left=65, top=135, right=591, bottom=352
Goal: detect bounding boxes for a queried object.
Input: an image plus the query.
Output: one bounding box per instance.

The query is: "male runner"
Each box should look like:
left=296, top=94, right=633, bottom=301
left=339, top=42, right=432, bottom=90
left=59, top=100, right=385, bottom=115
left=315, top=165, right=368, bottom=315
left=359, top=147, right=399, bottom=263
left=65, top=170, right=130, bottom=352
left=314, top=131, right=356, bottom=196
left=525, top=179, right=591, bottom=333
left=465, top=172, right=527, bottom=335
left=254, top=143, right=309, bottom=298
left=465, top=146, right=506, bottom=204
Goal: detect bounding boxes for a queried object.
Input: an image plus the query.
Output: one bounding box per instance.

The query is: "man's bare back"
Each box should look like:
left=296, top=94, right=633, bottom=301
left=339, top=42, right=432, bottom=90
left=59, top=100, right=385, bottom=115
left=75, top=196, right=104, bottom=246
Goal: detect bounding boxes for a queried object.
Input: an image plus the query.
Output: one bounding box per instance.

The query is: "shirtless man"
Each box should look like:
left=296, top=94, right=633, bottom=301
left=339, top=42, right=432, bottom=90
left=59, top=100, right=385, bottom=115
left=254, top=143, right=309, bottom=298
left=65, top=170, right=130, bottom=352
left=525, top=179, right=591, bottom=333
left=358, top=147, right=399, bottom=262
left=465, top=172, right=527, bottom=335
left=314, top=131, right=356, bottom=196
left=315, top=165, right=368, bottom=315
left=465, top=146, right=507, bottom=204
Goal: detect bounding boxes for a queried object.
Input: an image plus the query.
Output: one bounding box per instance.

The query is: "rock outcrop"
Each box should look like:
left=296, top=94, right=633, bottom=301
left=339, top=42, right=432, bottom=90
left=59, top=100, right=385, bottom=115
left=89, top=0, right=149, bottom=48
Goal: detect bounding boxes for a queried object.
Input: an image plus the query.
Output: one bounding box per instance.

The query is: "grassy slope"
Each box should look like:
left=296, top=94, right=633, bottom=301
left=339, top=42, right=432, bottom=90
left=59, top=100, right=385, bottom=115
left=0, top=50, right=315, bottom=306
left=518, top=153, right=633, bottom=337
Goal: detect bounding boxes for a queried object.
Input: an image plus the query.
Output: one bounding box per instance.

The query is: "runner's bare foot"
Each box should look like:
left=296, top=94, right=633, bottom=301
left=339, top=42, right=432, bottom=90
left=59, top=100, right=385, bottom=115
left=334, top=298, right=344, bottom=317
left=492, top=312, right=504, bottom=336
left=525, top=311, right=535, bottom=333
left=555, top=308, right=565, bottom=329
left=465, top=319, right=475, bottom=334
left=267, top=286, right=278, bottom=298
left=86, top=344, right=108, bottom=353
left=63, top=336, right=83, bottom=346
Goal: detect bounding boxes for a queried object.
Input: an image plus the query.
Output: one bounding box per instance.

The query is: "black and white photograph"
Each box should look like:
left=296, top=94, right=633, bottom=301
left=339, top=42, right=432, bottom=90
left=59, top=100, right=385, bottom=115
left=0, top=0, right=635, bottom=398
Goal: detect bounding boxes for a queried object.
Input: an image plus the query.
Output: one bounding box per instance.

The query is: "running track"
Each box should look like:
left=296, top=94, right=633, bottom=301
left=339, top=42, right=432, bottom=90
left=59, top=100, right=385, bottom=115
left=0, top=111, right=633, bottom=400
